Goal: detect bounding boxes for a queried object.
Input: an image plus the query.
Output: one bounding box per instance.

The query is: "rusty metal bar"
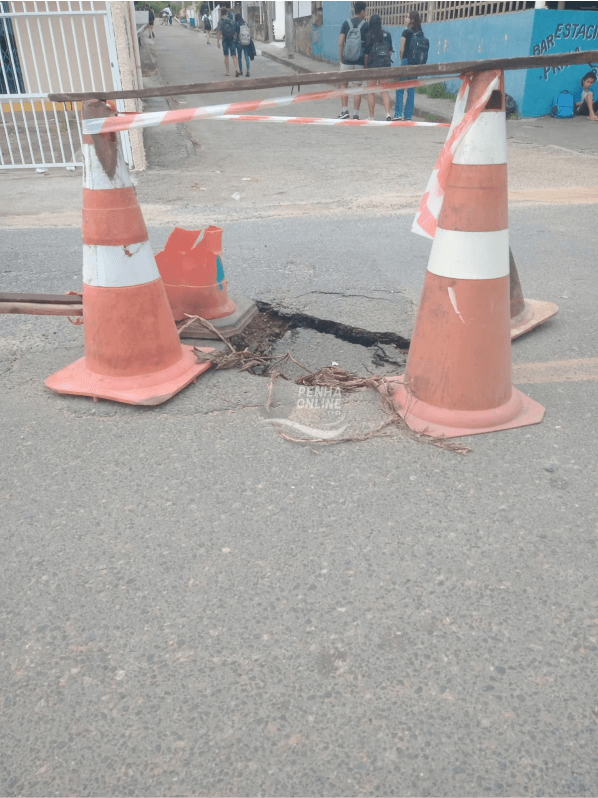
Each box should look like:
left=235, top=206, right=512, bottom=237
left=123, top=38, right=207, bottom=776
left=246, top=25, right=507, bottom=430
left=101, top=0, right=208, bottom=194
left=47, top=49, right=598, bottom=102
left=0, top=293, right=83, bottom=316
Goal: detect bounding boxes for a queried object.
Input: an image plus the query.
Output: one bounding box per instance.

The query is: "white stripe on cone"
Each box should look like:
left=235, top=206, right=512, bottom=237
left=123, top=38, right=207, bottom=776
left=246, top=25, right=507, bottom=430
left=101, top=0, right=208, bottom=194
left=83, top=240, right=160, bottom=288
left=453, top=112, right=507, bottom=165
left=427, top=229, right=509, bottom=280
left=82, top=142, right=131, bottom=190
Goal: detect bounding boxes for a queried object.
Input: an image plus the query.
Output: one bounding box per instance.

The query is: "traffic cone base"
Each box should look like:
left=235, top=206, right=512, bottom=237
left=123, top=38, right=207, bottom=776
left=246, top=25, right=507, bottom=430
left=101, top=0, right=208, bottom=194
left=177, top=295, right=259, bottom=339
left=509, top=249, right=558, bottom=339
left=45, top=345, right=211, bottom=406
left=46, top=281, right=212, bottom=404
left=511, top=298, right=559, bottom=340
left=385, top=376, right=545, bottom=439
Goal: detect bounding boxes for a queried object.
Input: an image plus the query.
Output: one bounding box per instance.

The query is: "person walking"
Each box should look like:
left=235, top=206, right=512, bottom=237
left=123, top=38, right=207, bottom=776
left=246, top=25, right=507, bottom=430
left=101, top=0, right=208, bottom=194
left=216, top=7, right=240, bottom=77
left=393, top=10, right=422, bottom=121
left=161, top=5, right=173, bottom=25
left=148, top=6, right=155, bottom=38
left=363, top=13, right=393, bottom=121
left=235, top=13, right=252, bottom=77
left=337, top=1, right=368, bottom=120
left=202, top=11, right=212, bottom=43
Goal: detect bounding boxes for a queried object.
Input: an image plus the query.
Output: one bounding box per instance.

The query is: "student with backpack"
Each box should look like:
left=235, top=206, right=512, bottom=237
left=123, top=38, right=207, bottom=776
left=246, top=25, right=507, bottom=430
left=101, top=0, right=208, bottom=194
left=364, top=14, right=394, bottom=121
left=235, top=13, right=252, bottom=77
left=148, top=7, right=155, bottom=38
left=202, top=12, right=212, bottom=44
left=337, top=1, right=368, bottom=120
left=393, top=10, right=429, bottom=121
left=217, top=7, right=240, bottom=77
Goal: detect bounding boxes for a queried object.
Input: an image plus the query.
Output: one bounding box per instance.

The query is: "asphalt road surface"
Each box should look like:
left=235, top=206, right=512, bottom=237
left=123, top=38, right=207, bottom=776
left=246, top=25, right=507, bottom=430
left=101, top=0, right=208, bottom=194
left=1, top=19, right=598, bottom=798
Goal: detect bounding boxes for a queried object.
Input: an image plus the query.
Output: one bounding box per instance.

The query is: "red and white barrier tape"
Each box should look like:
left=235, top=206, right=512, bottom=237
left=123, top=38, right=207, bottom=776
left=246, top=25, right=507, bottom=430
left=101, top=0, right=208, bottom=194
left=187, top=114, right=449, bottom=127
left=82, top=74, right=459, bottom=135
left=412, top=70, right=501, bottom=239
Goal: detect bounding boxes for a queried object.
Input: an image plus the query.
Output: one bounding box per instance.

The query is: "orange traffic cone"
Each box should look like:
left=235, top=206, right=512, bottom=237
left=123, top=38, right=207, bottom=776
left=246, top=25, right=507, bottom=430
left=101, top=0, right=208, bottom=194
left=155, top=226, right=257, bottom=338
left=509, top=248, right=558, bottom=340
left=45, top=99, right=212, bottom=406
left=383, top=71, right=545, bottom=438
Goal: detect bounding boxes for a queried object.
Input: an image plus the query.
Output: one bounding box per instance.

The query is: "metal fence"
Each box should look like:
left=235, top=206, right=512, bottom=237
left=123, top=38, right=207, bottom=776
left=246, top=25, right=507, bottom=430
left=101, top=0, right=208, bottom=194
left=364, top=1, right=535, bottom=26
left=0, top=1, right=129, bottom=170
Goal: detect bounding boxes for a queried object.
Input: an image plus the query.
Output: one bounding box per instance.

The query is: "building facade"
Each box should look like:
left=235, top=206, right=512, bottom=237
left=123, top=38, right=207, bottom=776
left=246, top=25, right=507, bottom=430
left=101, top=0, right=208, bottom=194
left=297, top=1, right=598, bottom=117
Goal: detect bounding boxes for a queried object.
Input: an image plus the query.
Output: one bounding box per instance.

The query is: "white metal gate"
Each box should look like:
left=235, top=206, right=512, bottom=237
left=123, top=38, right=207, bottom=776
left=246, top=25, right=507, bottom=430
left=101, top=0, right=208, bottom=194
left=0, top=1, right=131, bottom=170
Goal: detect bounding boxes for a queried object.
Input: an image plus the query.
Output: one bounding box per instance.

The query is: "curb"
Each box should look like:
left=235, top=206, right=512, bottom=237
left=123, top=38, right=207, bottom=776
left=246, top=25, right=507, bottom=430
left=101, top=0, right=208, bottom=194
left=260, top=47, right=315, bottom=76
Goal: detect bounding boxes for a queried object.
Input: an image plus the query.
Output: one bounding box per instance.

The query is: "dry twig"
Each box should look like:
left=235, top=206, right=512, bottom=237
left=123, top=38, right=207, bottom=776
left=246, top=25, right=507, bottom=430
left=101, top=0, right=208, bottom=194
left=188, top=330, right=470, bottom=455
left=182, top=314, right=235, bottom=352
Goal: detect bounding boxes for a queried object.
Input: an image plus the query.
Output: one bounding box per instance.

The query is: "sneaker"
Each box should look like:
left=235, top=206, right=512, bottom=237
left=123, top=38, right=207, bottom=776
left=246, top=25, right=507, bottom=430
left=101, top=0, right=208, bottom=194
left=385, top=115, right=392, bottom=121
left=246, top=71, right=250, bottom=77
left=337, top=110, right=350, bottom=119
left=394, top=114, right=404, bottom=121
left=235, top=71, right=241, bottom=77
left=352, top=113, right=359, bottom=120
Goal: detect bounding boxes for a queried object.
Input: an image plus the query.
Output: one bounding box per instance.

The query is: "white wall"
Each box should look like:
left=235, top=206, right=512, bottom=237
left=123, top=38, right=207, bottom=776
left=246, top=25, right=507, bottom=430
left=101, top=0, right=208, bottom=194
left=273, top=0, right=285, bottom=40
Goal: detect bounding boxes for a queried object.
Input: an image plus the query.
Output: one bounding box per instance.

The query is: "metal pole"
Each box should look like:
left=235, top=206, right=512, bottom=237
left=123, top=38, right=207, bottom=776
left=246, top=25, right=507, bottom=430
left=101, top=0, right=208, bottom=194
left=285, top=1, right=294, bottom=59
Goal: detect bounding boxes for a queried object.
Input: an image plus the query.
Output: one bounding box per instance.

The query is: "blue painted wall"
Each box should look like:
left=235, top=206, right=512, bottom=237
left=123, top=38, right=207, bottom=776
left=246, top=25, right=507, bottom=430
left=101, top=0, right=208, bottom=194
left=312, top=1, right=351, bottom=63
left=315, top=5, right=598, bottom=118
left=524, top=11, right=598, bottom=116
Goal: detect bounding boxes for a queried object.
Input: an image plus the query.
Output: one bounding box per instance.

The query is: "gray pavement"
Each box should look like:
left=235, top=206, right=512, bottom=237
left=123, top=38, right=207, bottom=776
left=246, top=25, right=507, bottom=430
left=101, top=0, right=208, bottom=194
left=1, top=19, right=598, bottom=798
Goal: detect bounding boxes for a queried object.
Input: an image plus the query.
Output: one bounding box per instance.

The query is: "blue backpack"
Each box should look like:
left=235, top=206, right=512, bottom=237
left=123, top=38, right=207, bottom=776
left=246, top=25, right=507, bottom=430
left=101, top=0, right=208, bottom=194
left=550, top=90, right=574, bottom=119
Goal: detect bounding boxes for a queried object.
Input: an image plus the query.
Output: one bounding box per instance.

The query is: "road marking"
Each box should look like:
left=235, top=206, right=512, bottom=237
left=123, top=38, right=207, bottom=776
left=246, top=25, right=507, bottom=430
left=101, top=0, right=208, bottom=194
left=514, top=358, right=598, bottom=384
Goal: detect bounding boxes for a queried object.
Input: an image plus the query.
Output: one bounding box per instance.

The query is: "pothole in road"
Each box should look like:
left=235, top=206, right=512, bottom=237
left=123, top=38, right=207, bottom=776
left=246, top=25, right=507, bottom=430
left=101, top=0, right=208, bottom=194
left=227, top=303, right=409, bottom=378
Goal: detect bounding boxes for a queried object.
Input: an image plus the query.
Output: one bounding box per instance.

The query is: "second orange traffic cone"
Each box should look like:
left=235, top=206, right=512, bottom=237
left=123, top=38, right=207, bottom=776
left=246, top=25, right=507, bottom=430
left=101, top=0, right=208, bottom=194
left=383, top=71, right=545, bottom=438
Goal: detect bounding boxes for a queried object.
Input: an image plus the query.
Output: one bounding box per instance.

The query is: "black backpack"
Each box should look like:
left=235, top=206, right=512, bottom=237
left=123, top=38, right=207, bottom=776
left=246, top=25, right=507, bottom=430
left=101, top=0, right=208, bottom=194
left=220, top=16, right=235, bottom=41
left=408, top=30, right=429, bottom=65
left=369, top=38, right=391, bottom=69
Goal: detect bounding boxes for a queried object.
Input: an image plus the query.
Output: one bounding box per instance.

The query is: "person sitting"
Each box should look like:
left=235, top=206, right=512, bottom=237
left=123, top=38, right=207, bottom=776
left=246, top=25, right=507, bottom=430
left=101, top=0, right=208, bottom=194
left=574, top=71, right=598, bottom=121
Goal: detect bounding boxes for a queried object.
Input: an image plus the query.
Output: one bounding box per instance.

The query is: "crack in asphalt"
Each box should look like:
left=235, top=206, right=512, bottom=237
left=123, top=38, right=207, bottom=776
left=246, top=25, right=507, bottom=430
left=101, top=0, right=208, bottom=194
left=256, top=300, right=410, bottom=349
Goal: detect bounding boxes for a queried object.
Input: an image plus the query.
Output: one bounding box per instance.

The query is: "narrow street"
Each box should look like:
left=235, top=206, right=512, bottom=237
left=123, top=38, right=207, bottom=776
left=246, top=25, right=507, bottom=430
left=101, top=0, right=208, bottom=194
left=1, top=17, right=598, bottom=798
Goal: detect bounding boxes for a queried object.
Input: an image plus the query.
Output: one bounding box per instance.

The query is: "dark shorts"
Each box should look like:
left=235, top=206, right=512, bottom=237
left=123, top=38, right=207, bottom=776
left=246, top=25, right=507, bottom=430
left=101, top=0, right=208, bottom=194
left=222, top=38, right=235, bottom=56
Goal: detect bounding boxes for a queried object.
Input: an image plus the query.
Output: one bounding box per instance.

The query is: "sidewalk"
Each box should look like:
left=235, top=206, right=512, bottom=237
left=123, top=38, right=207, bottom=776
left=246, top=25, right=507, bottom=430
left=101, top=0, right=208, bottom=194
left=259, top=41, right=456, bottom=123
left=179, top=20, right=455, bottom=121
